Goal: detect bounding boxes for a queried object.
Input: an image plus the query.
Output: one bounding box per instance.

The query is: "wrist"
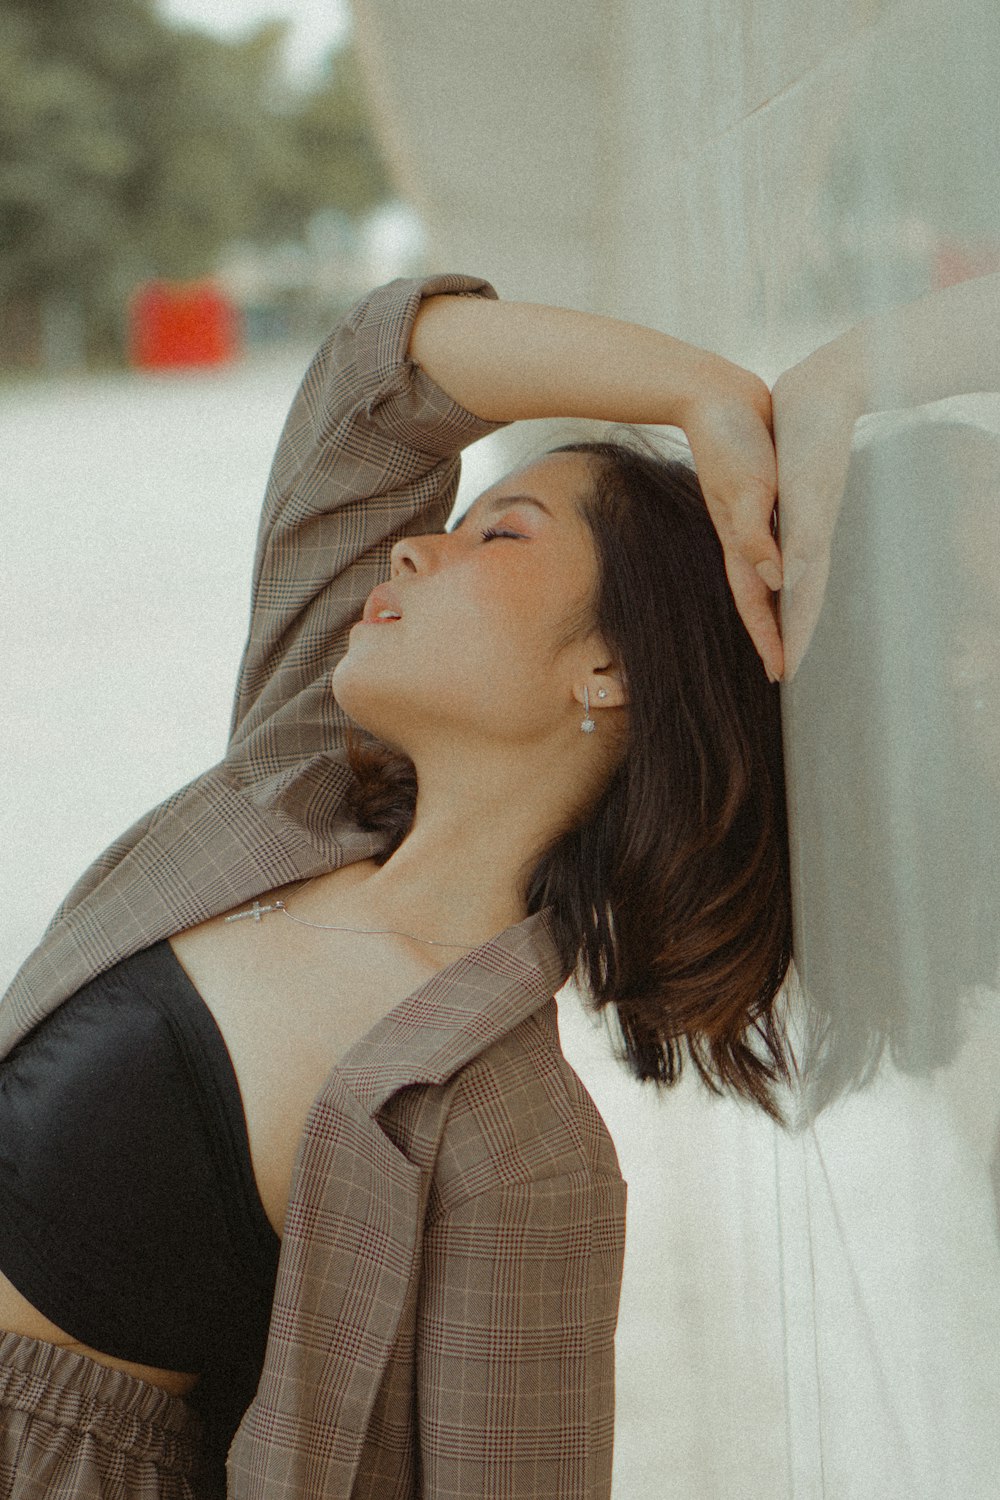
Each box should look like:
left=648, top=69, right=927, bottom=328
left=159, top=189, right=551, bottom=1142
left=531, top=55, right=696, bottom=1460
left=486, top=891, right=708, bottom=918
left=675, top=347, right=772, bottom=429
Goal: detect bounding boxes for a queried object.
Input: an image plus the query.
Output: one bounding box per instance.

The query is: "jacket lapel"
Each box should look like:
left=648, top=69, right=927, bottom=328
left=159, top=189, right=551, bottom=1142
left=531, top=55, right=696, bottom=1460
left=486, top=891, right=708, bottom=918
left=230, top=907, right=568, bottom=1500
left=335, top=905, right=568, bottom=1117
left=229, top=1065, right=431, bottom=1500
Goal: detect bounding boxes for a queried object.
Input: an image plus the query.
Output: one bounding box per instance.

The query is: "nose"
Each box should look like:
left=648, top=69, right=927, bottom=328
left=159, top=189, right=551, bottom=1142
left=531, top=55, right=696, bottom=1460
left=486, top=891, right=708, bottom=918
left=389, top=532, right=446, bottom=577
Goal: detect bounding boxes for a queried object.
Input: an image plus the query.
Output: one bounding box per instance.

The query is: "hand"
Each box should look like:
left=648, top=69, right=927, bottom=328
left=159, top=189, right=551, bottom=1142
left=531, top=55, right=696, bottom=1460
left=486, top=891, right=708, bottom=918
left=679, top=371, right=784, bottom=681
left=409, top=292, right=784, bottom=680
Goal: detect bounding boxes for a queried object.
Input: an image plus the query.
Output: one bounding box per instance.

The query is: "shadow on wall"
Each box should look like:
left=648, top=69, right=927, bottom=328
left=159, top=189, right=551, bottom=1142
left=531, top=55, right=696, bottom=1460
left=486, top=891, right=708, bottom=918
left=785, top=417, right=1000, bottom=1124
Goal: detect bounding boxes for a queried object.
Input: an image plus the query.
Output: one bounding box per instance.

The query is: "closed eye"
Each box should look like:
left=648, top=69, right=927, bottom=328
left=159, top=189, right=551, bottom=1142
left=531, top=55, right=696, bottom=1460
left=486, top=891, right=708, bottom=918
left=480, top=526, right=528, bottom=542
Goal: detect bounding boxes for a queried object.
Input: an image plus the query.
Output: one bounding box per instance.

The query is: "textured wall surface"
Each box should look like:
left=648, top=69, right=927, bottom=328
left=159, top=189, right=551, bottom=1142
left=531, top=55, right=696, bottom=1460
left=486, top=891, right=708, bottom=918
left=352, top=1, right=1000, bottom=1494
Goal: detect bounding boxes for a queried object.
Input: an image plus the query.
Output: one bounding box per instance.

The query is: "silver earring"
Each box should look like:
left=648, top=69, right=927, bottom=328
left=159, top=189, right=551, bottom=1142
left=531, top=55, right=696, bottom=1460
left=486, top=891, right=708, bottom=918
left=597, top=688, right=608, bottom=699
left=580, top=686, right=596, bottom=733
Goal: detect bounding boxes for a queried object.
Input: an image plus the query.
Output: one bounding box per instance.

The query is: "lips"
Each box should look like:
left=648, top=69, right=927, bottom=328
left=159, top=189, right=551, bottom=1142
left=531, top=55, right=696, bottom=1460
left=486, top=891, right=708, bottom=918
left=361, top=582, right=404, bottom=624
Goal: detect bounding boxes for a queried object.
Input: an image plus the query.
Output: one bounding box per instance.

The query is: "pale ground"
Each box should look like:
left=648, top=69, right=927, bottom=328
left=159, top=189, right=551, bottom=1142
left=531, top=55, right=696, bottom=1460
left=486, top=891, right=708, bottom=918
left=4, top=351, right=999, bottom=1498
left=3, top=348, right=312, bottom=980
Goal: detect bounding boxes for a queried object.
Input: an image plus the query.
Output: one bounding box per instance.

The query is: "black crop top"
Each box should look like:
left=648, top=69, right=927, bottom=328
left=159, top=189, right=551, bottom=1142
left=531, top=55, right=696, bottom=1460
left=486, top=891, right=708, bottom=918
left=0, top=938, right=281, bottom=1493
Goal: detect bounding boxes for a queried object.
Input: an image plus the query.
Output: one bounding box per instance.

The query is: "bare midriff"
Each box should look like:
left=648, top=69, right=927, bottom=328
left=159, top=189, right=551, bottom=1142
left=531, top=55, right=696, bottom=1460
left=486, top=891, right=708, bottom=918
left=0, top=1266, right=199, bottom=1395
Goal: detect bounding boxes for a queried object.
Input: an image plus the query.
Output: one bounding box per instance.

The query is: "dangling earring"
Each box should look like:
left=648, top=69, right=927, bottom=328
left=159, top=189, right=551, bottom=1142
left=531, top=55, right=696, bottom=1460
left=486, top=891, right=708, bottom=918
left=580, top=686, right=596, bottom=733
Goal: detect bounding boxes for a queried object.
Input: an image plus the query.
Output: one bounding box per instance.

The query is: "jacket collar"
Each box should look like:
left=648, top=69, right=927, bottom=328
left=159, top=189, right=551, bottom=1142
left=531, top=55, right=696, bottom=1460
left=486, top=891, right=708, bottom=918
left=335, top=905, right=569, bottom=1116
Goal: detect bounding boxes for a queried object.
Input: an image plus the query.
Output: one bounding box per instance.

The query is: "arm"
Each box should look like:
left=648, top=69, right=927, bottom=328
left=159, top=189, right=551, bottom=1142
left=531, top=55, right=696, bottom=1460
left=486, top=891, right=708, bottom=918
left=416, top=1170, right=627, bottom=1499
left=822, top=269, right=1000, bottom=416
left=225, top=273, right=505, bottom=781
left=772, top=270, right=1000, bottom=673
left=410, top=295, right=785, bottom=679
left=228, top=276, right=783, bottom=802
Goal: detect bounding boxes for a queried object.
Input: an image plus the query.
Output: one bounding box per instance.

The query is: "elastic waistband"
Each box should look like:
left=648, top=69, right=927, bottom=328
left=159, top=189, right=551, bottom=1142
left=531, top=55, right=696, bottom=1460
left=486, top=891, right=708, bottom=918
left=0, top=1331, right=201, bottom=1475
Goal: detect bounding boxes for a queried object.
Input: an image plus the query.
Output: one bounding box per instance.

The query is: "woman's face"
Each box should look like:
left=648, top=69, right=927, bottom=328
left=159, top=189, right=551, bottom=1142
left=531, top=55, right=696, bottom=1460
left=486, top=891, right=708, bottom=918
left=331, top=451, right=613, bottom=755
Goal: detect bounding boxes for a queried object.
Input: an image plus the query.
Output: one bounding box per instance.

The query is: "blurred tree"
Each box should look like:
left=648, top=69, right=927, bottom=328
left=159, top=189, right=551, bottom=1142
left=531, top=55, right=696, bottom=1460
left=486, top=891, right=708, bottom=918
left=0, top=0, right=393, bottom=365
left=288, top=47, right=393, bottom=221
left=0, top=1, right=142, bottom=356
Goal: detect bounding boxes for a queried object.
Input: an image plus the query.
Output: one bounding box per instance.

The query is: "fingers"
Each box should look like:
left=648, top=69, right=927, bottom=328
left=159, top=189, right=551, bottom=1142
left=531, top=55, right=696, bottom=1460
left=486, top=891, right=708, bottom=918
left=724, top=551, right=785, bottom=683
left=700, top=489, right=785, bottom=679
left=720, top=476, right=782, bottom=565
left=680, top=394, right=784, bottom=678
left=781, top=547, right=831, bottom=680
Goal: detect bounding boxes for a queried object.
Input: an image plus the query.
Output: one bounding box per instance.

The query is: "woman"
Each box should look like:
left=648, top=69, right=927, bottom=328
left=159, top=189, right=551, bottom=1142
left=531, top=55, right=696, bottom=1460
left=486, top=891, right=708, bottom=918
left=0, top=272, right=790, bottom=1499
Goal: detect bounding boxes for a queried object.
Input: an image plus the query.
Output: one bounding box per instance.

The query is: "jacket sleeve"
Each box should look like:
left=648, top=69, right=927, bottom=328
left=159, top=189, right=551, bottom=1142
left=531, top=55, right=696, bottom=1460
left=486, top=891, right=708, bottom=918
left=416, top=1170, right=627, bottom=1499
left=224, top=272, right=505, bottom=790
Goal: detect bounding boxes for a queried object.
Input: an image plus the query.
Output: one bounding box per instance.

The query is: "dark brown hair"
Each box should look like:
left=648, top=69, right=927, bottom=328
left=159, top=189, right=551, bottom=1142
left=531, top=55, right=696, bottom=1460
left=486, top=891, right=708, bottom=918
left=347, top=437, right=794, bottom=1120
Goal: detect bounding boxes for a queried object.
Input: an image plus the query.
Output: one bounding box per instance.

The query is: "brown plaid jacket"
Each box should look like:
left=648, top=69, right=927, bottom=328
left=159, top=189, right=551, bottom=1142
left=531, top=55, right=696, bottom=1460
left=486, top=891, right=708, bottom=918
left=0, top=274, right=627, bottom=1498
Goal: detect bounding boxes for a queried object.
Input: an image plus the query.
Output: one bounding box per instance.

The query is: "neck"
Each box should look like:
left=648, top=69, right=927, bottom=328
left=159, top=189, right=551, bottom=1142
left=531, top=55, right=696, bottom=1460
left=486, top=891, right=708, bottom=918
left=358, top=741, right=586, bottom=949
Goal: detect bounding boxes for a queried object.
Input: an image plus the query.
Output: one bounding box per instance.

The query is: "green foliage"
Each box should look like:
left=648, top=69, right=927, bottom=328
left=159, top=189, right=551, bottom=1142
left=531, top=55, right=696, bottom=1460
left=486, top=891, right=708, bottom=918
left=0, top=0, right=393, bottom=356
left=289, top=48, right=393, bottom=220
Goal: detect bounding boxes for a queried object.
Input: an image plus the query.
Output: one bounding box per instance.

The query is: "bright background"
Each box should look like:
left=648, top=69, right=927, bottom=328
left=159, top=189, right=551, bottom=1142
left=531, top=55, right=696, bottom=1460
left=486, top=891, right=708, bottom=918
left=3, top=2, right=999, bottom=1495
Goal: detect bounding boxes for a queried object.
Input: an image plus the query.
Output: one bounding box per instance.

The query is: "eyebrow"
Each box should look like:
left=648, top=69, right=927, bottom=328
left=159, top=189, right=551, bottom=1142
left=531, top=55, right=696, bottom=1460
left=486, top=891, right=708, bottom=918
left=450, top=493, right=555, bottom=532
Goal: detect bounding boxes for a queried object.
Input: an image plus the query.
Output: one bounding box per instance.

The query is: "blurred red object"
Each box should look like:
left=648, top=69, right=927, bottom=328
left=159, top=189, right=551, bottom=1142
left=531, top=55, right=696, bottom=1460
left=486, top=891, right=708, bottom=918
left=128, top=281, right=241, bottom=369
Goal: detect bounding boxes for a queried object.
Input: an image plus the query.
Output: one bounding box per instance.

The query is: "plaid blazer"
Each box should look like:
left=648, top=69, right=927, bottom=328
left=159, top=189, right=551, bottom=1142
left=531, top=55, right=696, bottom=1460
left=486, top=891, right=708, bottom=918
left=0, top=274, right=627, bottom=1499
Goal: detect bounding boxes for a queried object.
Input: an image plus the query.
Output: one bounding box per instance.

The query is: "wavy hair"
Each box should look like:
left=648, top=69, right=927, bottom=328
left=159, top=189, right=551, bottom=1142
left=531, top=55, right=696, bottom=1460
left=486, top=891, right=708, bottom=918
left=346, top=437, right=794, bottom=1120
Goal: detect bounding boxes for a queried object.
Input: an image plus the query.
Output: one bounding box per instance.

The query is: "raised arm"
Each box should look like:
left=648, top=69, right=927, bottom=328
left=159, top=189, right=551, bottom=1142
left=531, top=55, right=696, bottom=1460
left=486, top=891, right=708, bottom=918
left=410, top=294, right=785, bottom=679
left=225, top=274, right=506, bottom=785
left=772, top=270, right=1000, bottom=673
left=227, top=276, right=783, bottom=807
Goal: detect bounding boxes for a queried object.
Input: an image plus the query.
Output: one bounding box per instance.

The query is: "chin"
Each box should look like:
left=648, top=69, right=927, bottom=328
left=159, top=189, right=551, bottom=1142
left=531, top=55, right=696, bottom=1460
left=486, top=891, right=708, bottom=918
left=331, top=652, right=412, bottom=753
left=331, top=650, right=375, bottom=723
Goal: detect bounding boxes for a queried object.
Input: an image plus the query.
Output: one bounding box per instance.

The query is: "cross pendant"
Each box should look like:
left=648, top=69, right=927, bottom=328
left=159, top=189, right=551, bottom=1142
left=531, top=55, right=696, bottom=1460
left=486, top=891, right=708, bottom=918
left=224, top=899, right=282, bottom=924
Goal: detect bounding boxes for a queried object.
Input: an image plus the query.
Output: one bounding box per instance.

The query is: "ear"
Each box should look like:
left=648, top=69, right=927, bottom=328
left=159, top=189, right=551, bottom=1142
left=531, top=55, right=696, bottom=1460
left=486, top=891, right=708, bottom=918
left=572, top=663, right=628, bottom=712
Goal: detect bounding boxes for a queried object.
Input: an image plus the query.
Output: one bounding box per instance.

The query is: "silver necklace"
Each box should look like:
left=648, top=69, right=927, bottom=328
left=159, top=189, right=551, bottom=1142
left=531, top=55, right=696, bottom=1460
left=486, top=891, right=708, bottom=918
left=223, top=877, right=479, bottom=949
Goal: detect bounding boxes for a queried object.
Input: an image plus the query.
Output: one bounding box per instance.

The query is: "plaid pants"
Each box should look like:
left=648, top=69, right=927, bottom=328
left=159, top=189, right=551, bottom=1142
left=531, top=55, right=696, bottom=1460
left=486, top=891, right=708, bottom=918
left=0, top=1333, right=204, bottom=1500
